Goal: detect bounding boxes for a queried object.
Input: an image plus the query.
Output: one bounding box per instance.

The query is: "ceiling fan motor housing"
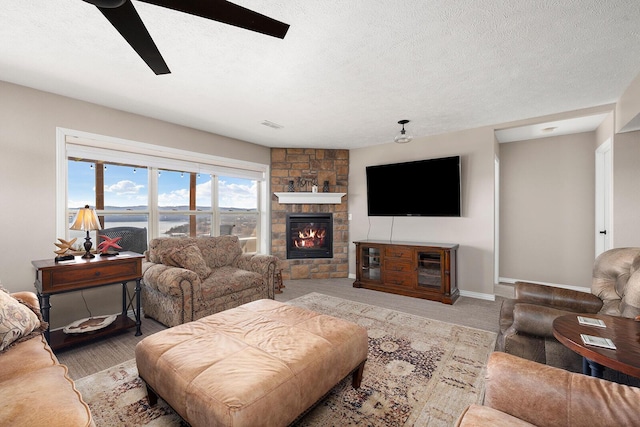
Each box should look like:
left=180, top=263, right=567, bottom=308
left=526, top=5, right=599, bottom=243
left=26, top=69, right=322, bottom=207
left=84, top=0, right=127, bottom=8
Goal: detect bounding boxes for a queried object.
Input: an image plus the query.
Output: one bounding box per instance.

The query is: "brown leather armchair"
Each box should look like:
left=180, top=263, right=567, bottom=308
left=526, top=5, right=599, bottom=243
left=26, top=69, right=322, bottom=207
left=497, top=247, right=640, bottom=371
left=455, top=352, right=640, bottom=427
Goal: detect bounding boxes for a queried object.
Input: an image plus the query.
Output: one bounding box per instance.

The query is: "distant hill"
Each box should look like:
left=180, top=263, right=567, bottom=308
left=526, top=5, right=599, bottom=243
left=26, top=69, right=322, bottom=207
left=70, top=205, right=254, bottom=222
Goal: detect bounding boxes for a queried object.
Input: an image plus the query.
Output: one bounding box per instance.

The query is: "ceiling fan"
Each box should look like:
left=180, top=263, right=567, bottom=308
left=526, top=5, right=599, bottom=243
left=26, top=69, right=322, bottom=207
left=83, top=0, right=290, bottom=75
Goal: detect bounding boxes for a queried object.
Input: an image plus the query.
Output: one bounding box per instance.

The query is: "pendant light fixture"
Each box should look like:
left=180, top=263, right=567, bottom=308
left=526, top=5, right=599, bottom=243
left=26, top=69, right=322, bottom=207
left=394, top=119, right=413, bottom=143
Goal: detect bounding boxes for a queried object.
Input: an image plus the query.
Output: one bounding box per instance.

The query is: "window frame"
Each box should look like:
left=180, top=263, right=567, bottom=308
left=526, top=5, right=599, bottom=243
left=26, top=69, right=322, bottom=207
left=56, top=127, right=271, bottom=253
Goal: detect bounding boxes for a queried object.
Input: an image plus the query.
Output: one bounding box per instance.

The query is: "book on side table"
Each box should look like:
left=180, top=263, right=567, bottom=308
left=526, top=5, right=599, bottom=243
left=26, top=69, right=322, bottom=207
left=580, top=334, right=616, bottom=350
left=577, top=316, right=606, bottom=328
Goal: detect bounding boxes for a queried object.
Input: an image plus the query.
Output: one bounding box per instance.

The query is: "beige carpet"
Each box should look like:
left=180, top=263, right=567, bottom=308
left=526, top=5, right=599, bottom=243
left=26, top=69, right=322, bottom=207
left=75, top=293, right=497, bottom=426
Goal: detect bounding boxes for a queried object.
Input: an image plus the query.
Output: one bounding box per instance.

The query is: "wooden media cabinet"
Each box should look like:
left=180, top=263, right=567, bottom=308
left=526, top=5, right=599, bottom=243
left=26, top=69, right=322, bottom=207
left=353, top=240, right=458, bottom=304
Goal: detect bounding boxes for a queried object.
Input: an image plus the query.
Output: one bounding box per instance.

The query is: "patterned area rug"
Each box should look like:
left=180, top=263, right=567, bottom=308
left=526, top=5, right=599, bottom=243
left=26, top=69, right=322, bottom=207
left=75, top=293, right=496, bottom=426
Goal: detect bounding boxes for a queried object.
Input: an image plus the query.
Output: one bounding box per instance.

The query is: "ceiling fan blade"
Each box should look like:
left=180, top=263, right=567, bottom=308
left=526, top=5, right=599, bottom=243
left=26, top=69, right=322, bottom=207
left=138, top=0, right=289, bottom=39
left=96, top=0, right=171, bottom=74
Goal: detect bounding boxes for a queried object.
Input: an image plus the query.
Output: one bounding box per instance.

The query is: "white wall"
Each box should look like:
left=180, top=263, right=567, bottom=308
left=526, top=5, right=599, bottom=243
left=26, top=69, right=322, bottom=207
left=499, top=132, right=596, bottom=288
left=0, top=81, right=271, bottom=327
left=349, top=126, right=496, bottom=298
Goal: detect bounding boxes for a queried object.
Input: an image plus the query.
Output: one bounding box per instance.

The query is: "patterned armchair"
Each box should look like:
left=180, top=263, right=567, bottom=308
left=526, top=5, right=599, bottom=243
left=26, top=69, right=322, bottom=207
left=141, top=236, right=279, bottom=327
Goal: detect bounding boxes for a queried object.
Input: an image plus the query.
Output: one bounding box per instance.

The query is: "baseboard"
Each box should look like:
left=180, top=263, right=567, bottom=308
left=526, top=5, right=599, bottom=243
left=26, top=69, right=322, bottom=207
left=499, top=277, right=590, bottom=293
left=459, top=290, right=495, bottom=301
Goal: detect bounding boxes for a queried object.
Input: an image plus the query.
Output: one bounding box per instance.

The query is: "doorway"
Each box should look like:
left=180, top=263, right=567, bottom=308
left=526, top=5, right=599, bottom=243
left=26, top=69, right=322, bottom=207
left=595, top=138, right=612, bottom=256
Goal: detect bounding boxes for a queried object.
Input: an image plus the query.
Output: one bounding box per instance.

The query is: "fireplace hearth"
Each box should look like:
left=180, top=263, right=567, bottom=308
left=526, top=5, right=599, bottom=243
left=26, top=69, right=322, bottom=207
left=286, top=213, right=333, bottom=259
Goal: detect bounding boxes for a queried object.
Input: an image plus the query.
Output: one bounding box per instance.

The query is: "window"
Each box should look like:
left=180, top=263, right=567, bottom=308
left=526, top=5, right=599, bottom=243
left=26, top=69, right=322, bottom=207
left=157, top=169, right=211, bottom=238
left=68, top=160, right=150, bottom=245
left=59, top=129, right=269, bottom=254
left=219, top=176, right=260, bottom=253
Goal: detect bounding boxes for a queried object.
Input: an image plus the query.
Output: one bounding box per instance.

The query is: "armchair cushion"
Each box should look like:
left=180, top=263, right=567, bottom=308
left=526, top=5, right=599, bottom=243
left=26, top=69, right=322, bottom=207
left=511, top=303, right=583, bottom=338
left=199, top=236, right=242, bottom=268
left=0, top=288, right=46, bottom=352
left=161, top=244, right=211, bottom=280
left=199, top=266, right=263, bottom=300
left=592, top=247, right=640, bottom=317
left=515, top=281, right=603, bottom=313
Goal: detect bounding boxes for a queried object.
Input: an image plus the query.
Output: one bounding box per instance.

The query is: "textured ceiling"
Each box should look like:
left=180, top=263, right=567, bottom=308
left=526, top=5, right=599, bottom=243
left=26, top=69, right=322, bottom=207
left=2, top=1, right=640, bottom=149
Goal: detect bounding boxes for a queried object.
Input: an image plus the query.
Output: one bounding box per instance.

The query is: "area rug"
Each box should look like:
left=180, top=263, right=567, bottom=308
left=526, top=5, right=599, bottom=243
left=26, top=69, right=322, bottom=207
left=75, top=293, right=497, bottom=426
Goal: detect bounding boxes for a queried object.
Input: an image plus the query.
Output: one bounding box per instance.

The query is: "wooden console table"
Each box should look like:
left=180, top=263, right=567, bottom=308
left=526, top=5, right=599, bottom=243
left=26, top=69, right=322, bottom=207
left=31, top=252, right=144, bottom=351
left=353, top=240, right=458, bottom=304
left=552, top=313, right=640, bottom=378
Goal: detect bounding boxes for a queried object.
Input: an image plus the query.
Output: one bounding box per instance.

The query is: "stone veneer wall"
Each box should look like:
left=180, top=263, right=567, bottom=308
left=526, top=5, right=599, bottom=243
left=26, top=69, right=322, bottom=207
left=271, top=148, right=349, bottom=280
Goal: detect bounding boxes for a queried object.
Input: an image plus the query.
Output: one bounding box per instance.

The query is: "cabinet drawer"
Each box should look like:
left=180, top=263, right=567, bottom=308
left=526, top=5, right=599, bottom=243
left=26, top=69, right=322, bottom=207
left=384, top=246, right=412, bottom=259
left=46, top=261, right=139, bottom=290
left=384, top=271, right=413, bottom=287
left=384, top=258, right=413, bottom=273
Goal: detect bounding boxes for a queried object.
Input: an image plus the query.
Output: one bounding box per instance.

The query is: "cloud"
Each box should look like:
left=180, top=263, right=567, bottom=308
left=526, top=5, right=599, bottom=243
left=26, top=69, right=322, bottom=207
left=157, top=178, right=257, bottom=209
left=158, top=188, right=190, bottom=205
left=104, top=180, right=144, bottom=195
left=219, top=179, right=257, bottom=209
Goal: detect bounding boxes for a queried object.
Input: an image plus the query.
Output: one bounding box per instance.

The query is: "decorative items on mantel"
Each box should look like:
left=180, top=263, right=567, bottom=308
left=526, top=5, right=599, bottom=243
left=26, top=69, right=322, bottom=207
left=274, top=192, right=346, bottom=204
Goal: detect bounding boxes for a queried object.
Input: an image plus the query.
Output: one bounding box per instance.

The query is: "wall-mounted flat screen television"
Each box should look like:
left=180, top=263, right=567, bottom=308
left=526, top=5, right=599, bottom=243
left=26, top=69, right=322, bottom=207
left=366, top=155, right=461, bottom=217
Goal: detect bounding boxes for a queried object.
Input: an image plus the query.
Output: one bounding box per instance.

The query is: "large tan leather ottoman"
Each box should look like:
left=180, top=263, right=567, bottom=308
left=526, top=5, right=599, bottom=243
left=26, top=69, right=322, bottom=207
left=135, top=299, right=368, bottom=426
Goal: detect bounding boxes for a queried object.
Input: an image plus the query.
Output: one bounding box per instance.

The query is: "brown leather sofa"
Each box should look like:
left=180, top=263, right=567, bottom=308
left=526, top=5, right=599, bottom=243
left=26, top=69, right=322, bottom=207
left=456, top=352, right=640, bottom=427
left=0, top=292, right=94, bottom=426
left=497, top=247, right=640, bottom=371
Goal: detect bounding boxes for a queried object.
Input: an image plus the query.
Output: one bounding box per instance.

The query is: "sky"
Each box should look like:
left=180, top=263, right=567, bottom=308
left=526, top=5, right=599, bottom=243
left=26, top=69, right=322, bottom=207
left=68, top=161, right=257, bottom=209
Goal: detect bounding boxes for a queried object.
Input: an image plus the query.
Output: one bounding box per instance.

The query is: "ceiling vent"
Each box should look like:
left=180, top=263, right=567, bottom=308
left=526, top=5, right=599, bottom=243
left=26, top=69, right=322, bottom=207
left=261, top=120, right=284, bottom=129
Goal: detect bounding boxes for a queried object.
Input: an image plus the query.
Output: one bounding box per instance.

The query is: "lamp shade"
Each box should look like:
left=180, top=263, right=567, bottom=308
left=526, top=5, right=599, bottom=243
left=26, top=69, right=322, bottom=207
left=394, top=130, right=413, bottom=144
left=70, top=205, right=102, bottom=231
left=394, top=119, right=413, bottom=143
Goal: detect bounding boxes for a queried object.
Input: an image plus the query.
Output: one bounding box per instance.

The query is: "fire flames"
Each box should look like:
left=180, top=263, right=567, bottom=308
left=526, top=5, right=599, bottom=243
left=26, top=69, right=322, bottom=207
left=293, top=226, right=327, bottom=248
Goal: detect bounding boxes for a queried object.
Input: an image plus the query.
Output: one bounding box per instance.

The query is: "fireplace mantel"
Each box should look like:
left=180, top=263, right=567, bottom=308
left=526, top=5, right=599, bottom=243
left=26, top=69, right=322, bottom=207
left=274, top=192, right=346, bottom=204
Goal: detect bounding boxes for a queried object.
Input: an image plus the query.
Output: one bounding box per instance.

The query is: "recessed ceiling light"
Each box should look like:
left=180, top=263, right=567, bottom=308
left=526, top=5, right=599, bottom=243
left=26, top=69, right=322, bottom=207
left=261, top=120, right=283, bottom=129
left=542, top=126, right=558, bottom=133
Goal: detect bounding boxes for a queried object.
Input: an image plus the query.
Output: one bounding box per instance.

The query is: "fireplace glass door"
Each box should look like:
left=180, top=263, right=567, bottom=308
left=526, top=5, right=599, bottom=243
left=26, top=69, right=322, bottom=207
left=286, top=213, right=333, bottom=259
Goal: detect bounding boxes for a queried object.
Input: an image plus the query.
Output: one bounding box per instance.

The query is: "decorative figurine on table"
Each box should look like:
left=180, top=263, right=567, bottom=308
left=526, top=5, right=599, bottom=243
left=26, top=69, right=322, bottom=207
left=54, top=237, right=77, bottom=262
left=97, top=235, right=122, bottom=256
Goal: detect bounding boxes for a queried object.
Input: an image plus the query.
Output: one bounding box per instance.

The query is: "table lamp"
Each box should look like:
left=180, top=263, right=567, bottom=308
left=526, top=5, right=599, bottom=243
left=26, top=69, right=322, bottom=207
left=70, top=205, right=102, bottom=258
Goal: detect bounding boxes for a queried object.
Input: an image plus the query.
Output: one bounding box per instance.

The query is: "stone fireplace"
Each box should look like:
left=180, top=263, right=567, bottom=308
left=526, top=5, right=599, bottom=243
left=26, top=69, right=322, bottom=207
left=271, top=148, right=349, bottom=280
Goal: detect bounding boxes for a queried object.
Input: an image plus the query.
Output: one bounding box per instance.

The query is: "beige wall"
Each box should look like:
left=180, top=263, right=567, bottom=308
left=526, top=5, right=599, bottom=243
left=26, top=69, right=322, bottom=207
left=349, top=127, right=496, bottom=298
left=611, top=70, right=640, bottom=251
left=613, top=130, right=640, bottom=247
left=499, top=132, right=596, bottom=288
left=0, top=81, right=270, bottom=328
left=616, top=72, right=640, bottom=133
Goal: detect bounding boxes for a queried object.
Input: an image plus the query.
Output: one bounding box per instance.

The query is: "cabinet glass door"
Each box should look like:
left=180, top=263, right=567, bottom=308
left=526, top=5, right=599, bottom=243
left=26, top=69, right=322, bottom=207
left=417, top=251, right=442, bottom=290
left=361, top=246, right=382, bottom=282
